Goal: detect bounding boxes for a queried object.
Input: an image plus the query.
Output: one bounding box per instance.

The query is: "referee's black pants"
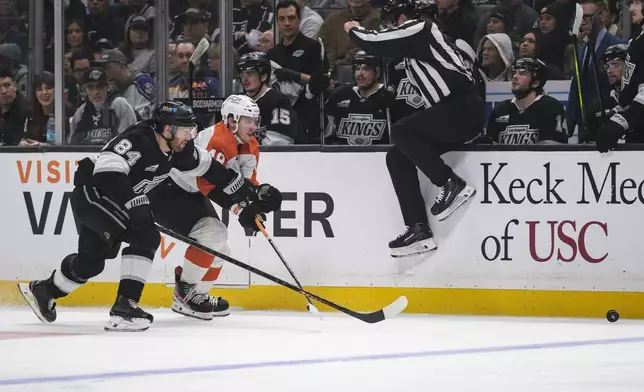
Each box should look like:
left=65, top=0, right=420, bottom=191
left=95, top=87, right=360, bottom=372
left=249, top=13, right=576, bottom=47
left=386, top=92, right=484, bottom=227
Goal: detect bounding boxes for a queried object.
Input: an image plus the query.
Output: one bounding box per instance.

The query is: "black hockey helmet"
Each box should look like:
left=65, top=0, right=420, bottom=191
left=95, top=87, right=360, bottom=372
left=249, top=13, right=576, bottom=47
left=154, top=101, right=197, bottom=131
left=237, top=51, right=272, bottom=84
left=602, top=43, right=629, bottom=65
left=381, top=0, right=420, bottom=26
left=511, top=57, right=548, bottom=92
left=415, top=0, right=438, bottom=19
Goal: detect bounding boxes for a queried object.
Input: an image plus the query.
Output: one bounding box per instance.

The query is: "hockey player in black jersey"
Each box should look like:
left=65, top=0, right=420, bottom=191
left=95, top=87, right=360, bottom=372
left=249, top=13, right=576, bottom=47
left=17, top=102, right=260, bottom=332
left=346, top=0, right=484, bottom=257
left=486, top=58, right=568, bottom=144
left=237, top=51, right=299, bottom=145
left=324, top=51, right=392, bottom=145
left=597, top=0, right=644, bottom=152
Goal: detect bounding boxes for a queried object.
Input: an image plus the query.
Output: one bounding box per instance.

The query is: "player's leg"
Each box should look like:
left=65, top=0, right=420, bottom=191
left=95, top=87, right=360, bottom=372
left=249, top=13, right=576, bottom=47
left=149, top=183, right=230, bottom=319
left=18, top=186, right=124, bottom=323
left=385, top=146, right=437, bottom=257
left=174, top=216, right=231, bottom=319
left=390, top=92, right=484, bottom=221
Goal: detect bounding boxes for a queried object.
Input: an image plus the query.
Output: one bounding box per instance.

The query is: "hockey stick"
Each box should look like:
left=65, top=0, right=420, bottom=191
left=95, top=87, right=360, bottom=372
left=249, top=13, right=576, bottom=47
left=569, top=3, right=586, bottom=137
left=254, top=218, right=321, bottom=317
left=155, top=223, right=408, bottom=323
left=188, top=37, right=211, bottom=107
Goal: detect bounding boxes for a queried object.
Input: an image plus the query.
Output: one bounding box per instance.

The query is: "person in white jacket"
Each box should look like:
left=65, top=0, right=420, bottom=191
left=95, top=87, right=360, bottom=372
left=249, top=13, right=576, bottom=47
left=476, top=32, right=515, bottom=82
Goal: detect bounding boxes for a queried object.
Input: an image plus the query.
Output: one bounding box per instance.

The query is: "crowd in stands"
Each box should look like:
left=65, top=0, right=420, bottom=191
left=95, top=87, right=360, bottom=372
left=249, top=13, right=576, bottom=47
left=0, top=0, right=639, bottom=146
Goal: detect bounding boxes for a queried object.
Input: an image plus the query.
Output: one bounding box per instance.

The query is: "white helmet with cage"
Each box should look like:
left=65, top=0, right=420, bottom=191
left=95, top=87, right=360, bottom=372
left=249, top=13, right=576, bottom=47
left=221, top=94, right=261, bottom=142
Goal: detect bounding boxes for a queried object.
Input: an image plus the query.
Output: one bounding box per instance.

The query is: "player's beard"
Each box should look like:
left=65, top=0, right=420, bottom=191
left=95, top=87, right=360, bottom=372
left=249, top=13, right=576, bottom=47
left=511, top=84, right=531, bottom=99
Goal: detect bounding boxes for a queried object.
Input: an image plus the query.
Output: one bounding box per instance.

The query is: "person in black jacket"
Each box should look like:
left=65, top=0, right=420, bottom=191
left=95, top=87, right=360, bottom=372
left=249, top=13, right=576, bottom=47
left=345, top=0, right=484, bottom=258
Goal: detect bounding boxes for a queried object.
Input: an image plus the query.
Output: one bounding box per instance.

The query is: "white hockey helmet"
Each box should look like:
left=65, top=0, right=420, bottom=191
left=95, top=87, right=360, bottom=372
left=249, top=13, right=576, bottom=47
left=221, top=94, right=261, bottom=143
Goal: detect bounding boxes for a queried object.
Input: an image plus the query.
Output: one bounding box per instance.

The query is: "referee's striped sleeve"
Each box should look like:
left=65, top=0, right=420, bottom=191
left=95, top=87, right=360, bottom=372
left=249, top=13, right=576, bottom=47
left=348, top=20, right=426, bottom=58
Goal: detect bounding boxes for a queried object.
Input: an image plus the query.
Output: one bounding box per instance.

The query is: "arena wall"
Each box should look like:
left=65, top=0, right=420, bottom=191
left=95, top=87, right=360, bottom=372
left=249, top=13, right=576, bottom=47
left=1, top=142, right=643, bottom=319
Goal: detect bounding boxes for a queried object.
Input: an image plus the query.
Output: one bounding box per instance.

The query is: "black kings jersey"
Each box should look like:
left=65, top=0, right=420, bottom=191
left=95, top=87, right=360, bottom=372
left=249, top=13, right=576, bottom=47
left=254, top=88, right=299, bottom=145
left=486, top=95, right=568, bottom=144
left=388, top=58, right=426, bottom=123
left=618, top=30, right=644, bottom=132
left=324, top=84, right=390, bottom=146
left=77, top=121, right=212, bottom=205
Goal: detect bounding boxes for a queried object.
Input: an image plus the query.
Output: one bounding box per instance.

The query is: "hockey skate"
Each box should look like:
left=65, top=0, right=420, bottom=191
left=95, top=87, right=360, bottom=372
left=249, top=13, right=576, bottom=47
left=17, top=271, right=57, bottom=323
left=172, top=266, right=230, bottom=320
left=389, top=223, right=437, bottom=258
left=431, top=174, right=476, bottom=221
left=105, top=295, right=154, bottom=332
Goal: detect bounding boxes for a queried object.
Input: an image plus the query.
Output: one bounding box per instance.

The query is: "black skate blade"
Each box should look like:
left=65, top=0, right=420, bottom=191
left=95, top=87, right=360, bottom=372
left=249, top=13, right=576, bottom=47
left=171, top=303, right=214, bottom=321
left=104, top=315, right=151, bottom=332
left=437, top=186, right=476, bottom=222
left=17, top=283, right=53, bottom=324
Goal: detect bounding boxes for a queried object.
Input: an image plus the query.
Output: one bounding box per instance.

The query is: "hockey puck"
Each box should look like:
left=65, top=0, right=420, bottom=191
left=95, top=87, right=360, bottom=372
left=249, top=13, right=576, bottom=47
left=606, top=309, right=620, bottom=323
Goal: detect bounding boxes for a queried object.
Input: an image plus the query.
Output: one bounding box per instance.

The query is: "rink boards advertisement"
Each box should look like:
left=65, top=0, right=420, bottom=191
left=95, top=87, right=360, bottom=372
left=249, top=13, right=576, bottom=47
left=1, top=148, right=644, bottom=318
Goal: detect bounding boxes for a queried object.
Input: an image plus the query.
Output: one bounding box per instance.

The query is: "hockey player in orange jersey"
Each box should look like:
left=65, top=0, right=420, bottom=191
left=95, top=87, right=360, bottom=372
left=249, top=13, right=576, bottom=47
left=148, top=95, right=283, bottom=320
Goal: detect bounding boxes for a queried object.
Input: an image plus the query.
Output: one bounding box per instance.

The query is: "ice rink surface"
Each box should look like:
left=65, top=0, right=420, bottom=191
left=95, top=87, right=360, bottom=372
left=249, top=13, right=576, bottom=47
left=1, top=306, right=643, bottom=391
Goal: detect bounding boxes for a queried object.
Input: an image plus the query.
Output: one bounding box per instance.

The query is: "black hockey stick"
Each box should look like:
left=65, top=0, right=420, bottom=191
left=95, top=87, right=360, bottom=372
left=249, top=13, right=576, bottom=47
left=155, top=223, right=408, bottom=323
left=255, top=218, right=322, bottom=317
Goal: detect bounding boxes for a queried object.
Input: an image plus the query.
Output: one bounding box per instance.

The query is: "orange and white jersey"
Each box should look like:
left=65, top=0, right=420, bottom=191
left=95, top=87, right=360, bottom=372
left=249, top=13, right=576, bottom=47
left=169, top=122, right=260, bottom=194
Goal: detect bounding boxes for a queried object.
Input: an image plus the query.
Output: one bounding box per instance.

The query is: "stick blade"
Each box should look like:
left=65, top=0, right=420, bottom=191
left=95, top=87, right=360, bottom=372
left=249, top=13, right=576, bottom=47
left=352, top=296, right=408, bottom=324
left=190, top=38, right=210, bottom=64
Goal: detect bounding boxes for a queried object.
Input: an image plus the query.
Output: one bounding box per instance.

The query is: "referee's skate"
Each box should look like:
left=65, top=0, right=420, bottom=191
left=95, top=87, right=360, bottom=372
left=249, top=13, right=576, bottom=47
left=431, top=174, right=476, bottom=222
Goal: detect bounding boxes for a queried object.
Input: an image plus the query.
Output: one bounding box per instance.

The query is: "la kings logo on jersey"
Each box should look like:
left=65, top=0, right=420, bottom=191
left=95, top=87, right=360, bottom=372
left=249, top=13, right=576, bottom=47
left=622, top=54, right=636, bottom=91
left=397, top=78, right=425, bottom=109
left=338, top=113, right=387, bottom=145
left=133, top=174, right=170, bottom=194
left=499, top=125, right=539, bottom=144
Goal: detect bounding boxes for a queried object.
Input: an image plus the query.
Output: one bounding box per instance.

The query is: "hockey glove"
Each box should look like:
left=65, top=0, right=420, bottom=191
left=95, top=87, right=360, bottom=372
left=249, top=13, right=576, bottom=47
left=308, top=73, right=331, bottom=95
left=222, top=169, right=258, bottom=207
left=124, top=195, right=154, bottom=230
left=274, top=68, right=302, bottom=83
left=256, top=184, right=282, bottom=213
left=237, top=202, right=266, bottom=233
left=596, top=114, right=627, bottom=153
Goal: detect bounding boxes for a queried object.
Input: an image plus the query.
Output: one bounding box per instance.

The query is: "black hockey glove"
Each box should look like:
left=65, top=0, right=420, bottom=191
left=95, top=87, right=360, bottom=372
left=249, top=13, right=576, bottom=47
left=125, top=195, right=154, bottom=230
left=596, top=114, right=627, bottom=153
left=275, top=68, right=302, bottom=83
left=308, top=73, right=331, bottom=95
left=256, top=184, right=282, bottom=213
left=237, top=202, right=266, bottom=233
left=222, top=169, right=259, bottom=207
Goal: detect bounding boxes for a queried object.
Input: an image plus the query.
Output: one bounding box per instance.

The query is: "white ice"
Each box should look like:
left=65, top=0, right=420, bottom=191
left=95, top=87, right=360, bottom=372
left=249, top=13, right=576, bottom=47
left=1, top=306, right=643, bottom=391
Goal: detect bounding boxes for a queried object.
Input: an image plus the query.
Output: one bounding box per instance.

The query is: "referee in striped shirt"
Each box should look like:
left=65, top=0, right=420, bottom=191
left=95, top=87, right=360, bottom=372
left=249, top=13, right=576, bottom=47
left=344, top=0, right=484, bottom=258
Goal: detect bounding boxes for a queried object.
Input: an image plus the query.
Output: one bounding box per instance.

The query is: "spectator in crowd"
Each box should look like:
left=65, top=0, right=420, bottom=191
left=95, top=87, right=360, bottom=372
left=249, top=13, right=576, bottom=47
left=177, top=8, right=213, bottom=45
left=65, top=19, right=91, bottom=54
left=324, top=51, right=391, bottom=146
left=603, top=0, right=622, bottom=37
left=168, top=40, right=195, bottom=99
left=85, top=0, right=127, bottom=47
left=120, top=16, right=156, bottom=77
left=123, top=0, right=163, bottom=37
left=233, top=0, right=274, bottom=55
left=567, top=0, right=624, bottom=142
left=486, top=8, right=521, bottom=51
left=475, top=0, right=538, bottom=46
left=0, top=0, right=28, bottom=63
left=319, top=0, right=381, bottom=67
left=69, top=51, right=94, bottom=107
left=296, top=0, right=325, bottom=39
left=268, top=0, right=330, bottom=143
left=486, top=58, right=568, bottom=144
left=258, top=30, right=275, bottom=53
left=0, top=68, right=29, bottom=146
left=206, top=43, right=244, bottom=94
left=536, top=2, right=574, bottom=72
left=518, top=30, right=566, bottom=79
left=68, top=67, right=136, bottom=145
left=23, top=72, right=75, bottom=145
left=0, top=43, right=26, bottom=97
left=168, top=40, right=180, bottom=76
left=92, top=37, right=116, bottom=57
left=476, top=33, right=515, bottom=81
left=435, top=0, right=478, bottom=47
left=93, top=49, right=157, bottom=121
left=0, top=67, right=27, bottom=145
